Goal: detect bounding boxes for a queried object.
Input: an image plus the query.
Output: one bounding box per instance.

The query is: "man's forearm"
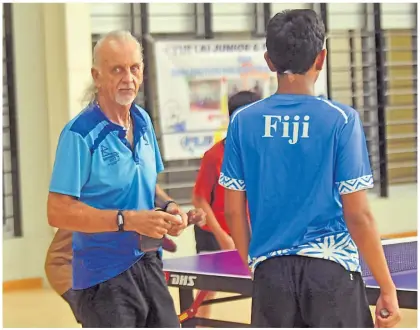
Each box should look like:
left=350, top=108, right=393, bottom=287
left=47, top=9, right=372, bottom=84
left=227, top=214, right=250, bottom=265
left=155, top=184, right=174, bottom=209
left=346, top=213, right=396, bottom=293
left=193, top=196, right=226, bottom=238
left=224, top=190, right=249, bottom=266
left=47, top=192, right=119, bottom=233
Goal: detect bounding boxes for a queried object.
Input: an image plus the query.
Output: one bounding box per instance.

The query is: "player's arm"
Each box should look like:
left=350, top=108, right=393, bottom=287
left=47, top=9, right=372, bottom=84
left=155, top=184, right=174, bottom=209
left=47, top=129, right=121, bottom=232
left=335, top=112, right=400, bottom=326
left=193, top=153, right=234, bottom=250
left=343, top=192, right=394, bottom=290
left=219, top=118, right=250, bottom=265
left=47, top=129, right=180, bottom=236
left=224, top=189, right=248, bottom=262
left=336, top=113, right=394, bottom=291
left=48, top=193, right=126, bottom=232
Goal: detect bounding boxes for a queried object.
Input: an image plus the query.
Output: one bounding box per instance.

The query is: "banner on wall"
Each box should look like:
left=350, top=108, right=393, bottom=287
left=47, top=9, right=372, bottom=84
left=153, top=39, right=327, bottom=161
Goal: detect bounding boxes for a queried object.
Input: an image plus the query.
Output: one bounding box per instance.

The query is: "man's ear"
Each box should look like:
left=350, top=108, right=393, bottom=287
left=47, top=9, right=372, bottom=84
left=264, top=52, right=277, bottom=73
left=91, top=67, right=100, bottom=88
left=315, top=49, right=327, bottom=72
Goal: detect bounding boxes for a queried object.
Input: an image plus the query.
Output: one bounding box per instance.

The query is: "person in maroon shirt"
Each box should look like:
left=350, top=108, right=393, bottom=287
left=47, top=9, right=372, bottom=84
left=192, top=91, right=260, bottom=321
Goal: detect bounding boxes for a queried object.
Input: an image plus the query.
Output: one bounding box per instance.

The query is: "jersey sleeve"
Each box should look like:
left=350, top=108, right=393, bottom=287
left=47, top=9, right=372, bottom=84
left=335, top=111, right=374, bottom=195
left=49, top=129, right=91, bottom=198
left=194, top=152, right=216, bottom=203
left=219, top=117, right=246, bottom=191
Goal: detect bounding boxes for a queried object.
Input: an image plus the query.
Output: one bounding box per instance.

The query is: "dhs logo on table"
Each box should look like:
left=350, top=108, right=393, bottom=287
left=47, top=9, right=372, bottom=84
left=180, top=135, right=213, bottom=153
left=169, top=274, right=197, bottom=287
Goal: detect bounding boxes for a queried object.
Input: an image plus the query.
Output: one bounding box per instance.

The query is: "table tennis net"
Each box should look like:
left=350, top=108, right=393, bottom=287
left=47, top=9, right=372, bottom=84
left=360, top=237, right=417, bottom=277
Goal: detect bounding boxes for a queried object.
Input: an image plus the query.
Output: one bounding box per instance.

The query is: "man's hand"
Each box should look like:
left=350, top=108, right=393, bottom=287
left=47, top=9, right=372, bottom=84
left=375, top=291, right=401, bottom=328
left=187, top=208, right=207, bottom=227
left=126, top=210, right=183, bottom=238
left=166, top=202, right=188, bottom=236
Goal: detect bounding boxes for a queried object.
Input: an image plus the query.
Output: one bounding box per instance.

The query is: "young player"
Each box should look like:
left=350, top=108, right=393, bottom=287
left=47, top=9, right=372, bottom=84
left=192, top=91, right=260, bottom=320
left=219, top=9, right=401, bottom=328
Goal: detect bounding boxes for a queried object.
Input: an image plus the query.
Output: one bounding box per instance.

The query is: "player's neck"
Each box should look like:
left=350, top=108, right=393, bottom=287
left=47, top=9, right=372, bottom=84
left=276, top=75, right=315, bottom=96
left=96, top=95, right=131, bottom=127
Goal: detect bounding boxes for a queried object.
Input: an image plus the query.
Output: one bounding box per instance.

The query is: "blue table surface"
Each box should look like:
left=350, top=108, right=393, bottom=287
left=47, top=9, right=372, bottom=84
left=163, top=250, right=417, bottom=291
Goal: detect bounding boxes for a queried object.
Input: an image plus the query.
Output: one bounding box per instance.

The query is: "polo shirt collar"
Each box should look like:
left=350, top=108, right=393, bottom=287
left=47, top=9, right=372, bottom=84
left=93, top=102, right=148, bottom=134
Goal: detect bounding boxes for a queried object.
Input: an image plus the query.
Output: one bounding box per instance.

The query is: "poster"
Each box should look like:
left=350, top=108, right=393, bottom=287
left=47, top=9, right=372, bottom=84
left=153, top=39, right=327, bottom=161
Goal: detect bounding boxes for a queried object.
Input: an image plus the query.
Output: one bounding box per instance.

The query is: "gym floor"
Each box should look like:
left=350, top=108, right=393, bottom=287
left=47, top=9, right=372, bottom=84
left=3, top=287, right=417, bottom=328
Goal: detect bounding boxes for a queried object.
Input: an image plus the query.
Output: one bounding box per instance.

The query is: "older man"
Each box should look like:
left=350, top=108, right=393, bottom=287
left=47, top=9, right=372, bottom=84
left=47, top=30, right=189, bottom=327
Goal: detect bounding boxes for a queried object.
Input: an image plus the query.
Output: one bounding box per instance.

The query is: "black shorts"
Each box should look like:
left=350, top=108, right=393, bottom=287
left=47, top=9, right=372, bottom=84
left=194, top=225, right=220, bottom=254
left=62, top=289, right=82, bottom=323
left=251, top=255, right=374, bottom=328
left=75, top=252, right=179, bottom=328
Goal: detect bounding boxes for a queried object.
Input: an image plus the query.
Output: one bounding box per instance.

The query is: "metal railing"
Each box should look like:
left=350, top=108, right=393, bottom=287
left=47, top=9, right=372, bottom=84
left=321, top=3, right=417, bottom=197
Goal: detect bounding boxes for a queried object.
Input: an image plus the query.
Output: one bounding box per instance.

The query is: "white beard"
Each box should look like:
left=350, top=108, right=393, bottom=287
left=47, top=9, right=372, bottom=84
left=115, top=93, right=135, bottom=106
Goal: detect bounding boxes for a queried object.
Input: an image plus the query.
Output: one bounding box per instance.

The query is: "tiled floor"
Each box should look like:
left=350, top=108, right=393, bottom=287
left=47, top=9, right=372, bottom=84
left=3, top=288, right=417, bottom=328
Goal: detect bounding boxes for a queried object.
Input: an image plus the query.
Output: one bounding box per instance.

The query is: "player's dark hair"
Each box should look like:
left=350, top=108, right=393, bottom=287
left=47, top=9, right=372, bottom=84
left=228, top=91, right=261, bottom=117
left=266, top=9, right=325, bottom=74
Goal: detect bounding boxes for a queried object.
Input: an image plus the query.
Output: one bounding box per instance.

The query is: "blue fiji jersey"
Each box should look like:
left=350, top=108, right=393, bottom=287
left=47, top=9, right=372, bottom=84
left=49, top=102, right=164, bottom=289
left=219, top=94, right=373, bottom=273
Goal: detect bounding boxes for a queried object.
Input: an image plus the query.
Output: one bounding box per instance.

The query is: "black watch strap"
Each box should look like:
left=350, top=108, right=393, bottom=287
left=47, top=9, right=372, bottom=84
left=163, top=200, right=177, bottom=212
left=117, top=210, right=125, bottom=231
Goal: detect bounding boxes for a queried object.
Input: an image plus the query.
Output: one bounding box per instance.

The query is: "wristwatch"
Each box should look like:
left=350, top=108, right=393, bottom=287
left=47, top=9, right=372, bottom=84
left=117, top=210, right=125, bottom=231
left=163, top=200, right=177, bottom=212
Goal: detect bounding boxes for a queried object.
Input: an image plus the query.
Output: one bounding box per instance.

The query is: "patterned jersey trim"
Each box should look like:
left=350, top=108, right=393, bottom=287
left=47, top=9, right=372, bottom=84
left=249, top=232, right=361, bottom=273
left=337, top=175, right=374, bottom=195
left=219, top=172, right=246, bottom=191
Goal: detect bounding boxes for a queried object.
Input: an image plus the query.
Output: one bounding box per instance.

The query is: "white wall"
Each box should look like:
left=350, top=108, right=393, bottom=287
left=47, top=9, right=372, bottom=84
left=3, top=3, right=92, bottom=282
left=381, top=3, right=416, bottom=29
left=271, top=3, right=311, bottom=13
left=90, top=3, right=133, bottom=35
left=90, top=3, right=197, bottom=35
left=212, top=3, right=254, bottom=33
left=3, top=3, right=51, bottom=282
left=329, top=3, right=416, bottom=30
left=149, top=3, right=195, bottom=34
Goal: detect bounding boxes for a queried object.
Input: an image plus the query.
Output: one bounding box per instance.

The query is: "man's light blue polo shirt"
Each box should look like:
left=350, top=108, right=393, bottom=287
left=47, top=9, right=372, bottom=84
left=49, top=102, right=164, bottom=290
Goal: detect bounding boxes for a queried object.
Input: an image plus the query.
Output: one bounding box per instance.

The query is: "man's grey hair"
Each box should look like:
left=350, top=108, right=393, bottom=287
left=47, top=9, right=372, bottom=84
left=82, top=30, right=143, bottom=105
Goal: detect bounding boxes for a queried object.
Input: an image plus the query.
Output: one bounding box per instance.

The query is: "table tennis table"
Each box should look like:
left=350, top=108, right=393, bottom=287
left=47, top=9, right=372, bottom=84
left=163, top=237, right=417, bottom=328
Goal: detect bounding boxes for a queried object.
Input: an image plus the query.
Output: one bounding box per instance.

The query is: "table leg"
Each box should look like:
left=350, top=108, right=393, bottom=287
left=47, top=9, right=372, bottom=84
left=179, top=287, right=196, bottom=328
